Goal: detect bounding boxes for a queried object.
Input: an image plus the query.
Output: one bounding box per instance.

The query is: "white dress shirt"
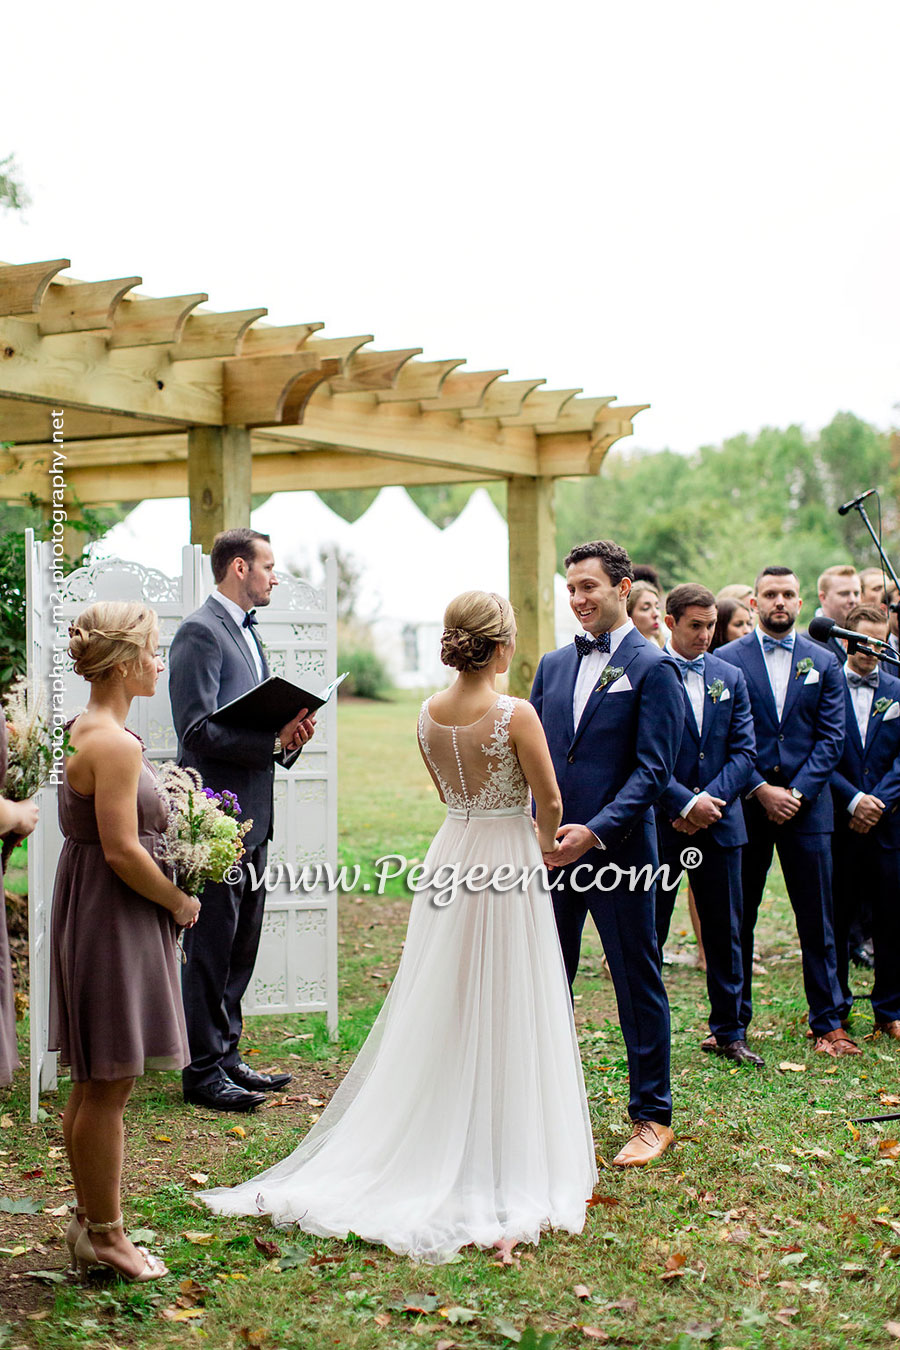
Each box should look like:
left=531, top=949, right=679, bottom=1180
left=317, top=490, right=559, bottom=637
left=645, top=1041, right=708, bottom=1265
left=211, top=590, right=264, bottom=682
left=665, top=641, right=709, bottom=820
left=573, top=619, right=634, bottom=727
left=756, top=624, right=793, bottom=720
left=844, top=665, right=876, bottom=817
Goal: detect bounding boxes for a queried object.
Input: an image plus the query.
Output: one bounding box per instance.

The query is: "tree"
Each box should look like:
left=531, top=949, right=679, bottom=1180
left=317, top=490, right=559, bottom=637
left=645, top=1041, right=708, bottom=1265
left=0, top=154, right=29, bottom=212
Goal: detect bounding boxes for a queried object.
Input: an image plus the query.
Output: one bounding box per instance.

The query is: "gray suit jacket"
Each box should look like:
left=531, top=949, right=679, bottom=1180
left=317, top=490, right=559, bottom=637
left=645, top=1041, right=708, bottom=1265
left=168, top=595, right=298, bottom=849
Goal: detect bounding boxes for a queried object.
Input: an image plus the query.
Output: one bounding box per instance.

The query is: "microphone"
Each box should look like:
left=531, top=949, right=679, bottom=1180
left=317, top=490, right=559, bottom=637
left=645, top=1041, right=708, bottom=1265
left=837, top=488, right=877, bottom=516
left=807, top=615, right=885, bottom=651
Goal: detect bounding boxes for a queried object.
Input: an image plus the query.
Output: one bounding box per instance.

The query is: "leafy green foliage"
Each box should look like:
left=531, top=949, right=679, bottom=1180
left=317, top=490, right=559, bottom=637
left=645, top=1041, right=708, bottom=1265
left=338, top=643, right=392, bottom=700
left=0, top=154, right=29, bottom=212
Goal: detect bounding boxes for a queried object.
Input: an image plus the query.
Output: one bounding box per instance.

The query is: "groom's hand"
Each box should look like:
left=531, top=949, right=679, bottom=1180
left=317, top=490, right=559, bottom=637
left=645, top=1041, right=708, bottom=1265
left=544, top=823, right=598, bottom=869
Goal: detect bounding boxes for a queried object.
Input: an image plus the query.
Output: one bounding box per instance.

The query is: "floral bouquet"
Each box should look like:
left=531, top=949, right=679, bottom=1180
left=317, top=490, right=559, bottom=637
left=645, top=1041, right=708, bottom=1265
left=154, top=764, right=253, bottom=898
left=2, top=675, right=72, bottom=868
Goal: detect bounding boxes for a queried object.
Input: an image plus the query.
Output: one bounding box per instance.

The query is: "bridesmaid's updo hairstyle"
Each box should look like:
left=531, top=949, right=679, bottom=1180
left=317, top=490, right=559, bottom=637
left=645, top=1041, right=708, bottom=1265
left=68, top=602, right=158, bottom=682
left=441, top=591, right=515, bottom=672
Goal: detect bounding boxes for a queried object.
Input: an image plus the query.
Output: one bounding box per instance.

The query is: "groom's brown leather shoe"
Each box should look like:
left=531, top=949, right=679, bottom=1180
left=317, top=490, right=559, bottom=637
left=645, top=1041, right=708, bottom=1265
left=612, top=1120, right=675, bottom=1167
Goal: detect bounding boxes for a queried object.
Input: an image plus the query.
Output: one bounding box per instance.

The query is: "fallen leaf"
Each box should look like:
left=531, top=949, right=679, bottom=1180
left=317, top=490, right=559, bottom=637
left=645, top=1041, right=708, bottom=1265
left=239, top=1331, right=270, bottom=1348
left=887, top=1323, right=900, bottom=1341
left=129, top=1227, right=157, bottom=1244
left=188, top=1172, right=209, bottom=1185
left=665, top=1252, right=687, bottom=1272
left=587, top=1194, right=622, bottom=1209
left=774, top=1307, right=798, bottom=1325
left=683, top=1321, right=720, bottom=1341
left=228, top=1125, right=247, bottom=1138
left=582, top=1329, right=609, bottom=1342
left=846, top=1122, right=861, bottom=1141
left=161, top=1307, right=204, bottom=1322
left=0, top=1198, right=44, bottom=1215
left=840, top=1262, right=868, bottom=1278
left=45, top=1205, right=69, bottom=1218
left=880, top=1095, right=900, bottom=1106
left=373, top=1312, right=391, bottom=1328
left=23, top=1270, right=67, bottom=1285
left=440, top=1306, right=478, bottom=1324
left=879, top=1140, right=900, bottom=1159
left=436, top=1342, right=457, bottom=1350
left=574, top=1284, right=591, bottom=1299
left=21, top=1168, right=44, bottom=1180
left=154, top=1135, right=172, bottom=1143
left=778, top=1062, right=806, bottom=1073
left=254, top=1236, right=281, bottom=1260
left=780, top=1252, right=807, bottom=1266
left=0, top=1115, right=12, bottom=1128
left=391, top=1294, right=440, bottom=1315
left=181, top=1231, right=215, bottom=1245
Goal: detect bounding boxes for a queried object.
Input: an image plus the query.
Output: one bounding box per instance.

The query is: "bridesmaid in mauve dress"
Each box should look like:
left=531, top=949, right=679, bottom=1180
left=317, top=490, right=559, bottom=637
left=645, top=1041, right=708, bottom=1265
left=0, top=716, right=40, bottom=1087
left=47, top=601, right=200, bottom=1283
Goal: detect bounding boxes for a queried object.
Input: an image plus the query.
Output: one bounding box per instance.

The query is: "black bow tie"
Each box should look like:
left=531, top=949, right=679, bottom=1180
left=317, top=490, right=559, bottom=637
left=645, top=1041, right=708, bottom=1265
left=575, top=631, right=611, bottom=657
left=242, top=611, right=258, bottom=629
left=847, top=669, right=878, bottom=689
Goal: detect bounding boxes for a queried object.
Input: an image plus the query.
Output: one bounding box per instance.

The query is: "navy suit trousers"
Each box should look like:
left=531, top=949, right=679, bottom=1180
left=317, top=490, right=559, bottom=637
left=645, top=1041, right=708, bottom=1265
left=832, top=832, right=900, bottom=1025
left=656, top=833, right=745, bottom=1044
left=740, top=800, right=843, bottom=1035
left=551, top=824, right=672, bottom=1126
left=181, top=841, right=268, bottom=1090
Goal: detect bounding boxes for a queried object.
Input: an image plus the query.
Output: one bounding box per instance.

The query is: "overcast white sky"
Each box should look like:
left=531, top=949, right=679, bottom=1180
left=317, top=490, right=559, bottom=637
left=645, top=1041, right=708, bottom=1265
left=3, top=0, right=898, bottom=454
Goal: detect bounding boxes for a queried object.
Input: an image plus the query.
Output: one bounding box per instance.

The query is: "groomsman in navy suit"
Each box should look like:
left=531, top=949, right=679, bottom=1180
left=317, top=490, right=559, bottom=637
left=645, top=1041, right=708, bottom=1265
left=810, top=565, right=860, bottom=667
left=830, top=604, right=900, bottom=1041
left=531, top=540, right=683, bottom=1166
left=717, top=566, right=854, bottom=1055
left=654, top=584, right=761, bottom=1065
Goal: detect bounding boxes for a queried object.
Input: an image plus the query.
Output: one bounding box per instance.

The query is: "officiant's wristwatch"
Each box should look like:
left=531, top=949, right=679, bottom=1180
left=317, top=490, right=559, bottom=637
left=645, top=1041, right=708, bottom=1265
left=790, top=788, right=803, bottom=802
left=273, top=735, right=282, bottom=755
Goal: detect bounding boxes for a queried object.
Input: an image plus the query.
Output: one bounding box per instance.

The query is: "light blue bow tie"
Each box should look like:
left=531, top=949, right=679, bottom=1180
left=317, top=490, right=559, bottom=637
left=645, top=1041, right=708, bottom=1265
left=762, top=634, right=794, bottom=653
left=676, top=656, right=705, bottom=677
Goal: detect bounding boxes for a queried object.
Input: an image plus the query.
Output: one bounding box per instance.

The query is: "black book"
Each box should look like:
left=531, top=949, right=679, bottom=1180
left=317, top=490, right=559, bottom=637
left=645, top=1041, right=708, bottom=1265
left=209, top=672, right=348, bottom=733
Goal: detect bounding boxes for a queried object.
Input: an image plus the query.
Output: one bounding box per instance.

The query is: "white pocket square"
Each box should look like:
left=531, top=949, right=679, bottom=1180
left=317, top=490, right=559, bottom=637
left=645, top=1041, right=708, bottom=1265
left=804, top=668, right=820, bottom=685
left=607, top=674, right=633, bottom=693
left=884, top=702, right=900, bottom=721
left=718, top=686, right=731, bottom=701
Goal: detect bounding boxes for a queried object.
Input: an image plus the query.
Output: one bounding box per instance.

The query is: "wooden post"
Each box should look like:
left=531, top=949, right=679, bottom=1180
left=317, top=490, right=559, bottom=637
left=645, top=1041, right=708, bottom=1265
left=507, top=476, right=556, bottom=697
left=187, top=425, right=252, bottom=552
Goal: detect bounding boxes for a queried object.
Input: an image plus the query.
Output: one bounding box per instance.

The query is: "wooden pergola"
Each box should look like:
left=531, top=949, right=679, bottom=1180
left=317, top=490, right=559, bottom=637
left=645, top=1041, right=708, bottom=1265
left=0, top=258, right=647, bottom=694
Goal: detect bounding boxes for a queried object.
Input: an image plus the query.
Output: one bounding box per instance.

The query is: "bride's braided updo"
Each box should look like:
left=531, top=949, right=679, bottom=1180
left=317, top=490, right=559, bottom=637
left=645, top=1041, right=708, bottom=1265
left=441, top=591, right=515, bottom=672
left=68, top=601, right=158, bottom=682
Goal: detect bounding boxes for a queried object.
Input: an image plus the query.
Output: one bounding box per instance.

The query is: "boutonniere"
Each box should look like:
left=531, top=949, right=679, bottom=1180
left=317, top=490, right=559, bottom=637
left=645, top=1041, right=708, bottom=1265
left=596, top=665, right=624, bottom=692
left=706, top=678, right=725, bottom=703
left=874, top=697, right=894, bottom=717
left=795, top=657, right=814, bottom=679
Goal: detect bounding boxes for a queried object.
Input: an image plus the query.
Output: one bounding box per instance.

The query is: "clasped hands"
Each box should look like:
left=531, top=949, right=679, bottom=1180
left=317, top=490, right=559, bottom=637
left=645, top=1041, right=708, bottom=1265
left=849, top=793, right=885, bottom=834
left=670, top=792, right=726, bottom=835
left=753, top=782, right=802, bottom=825
left=278, top=707, right=317, bottom=754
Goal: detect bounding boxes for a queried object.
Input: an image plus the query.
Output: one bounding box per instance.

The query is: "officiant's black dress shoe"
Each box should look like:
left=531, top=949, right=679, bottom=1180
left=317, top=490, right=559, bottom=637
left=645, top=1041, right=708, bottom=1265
left=183, top=1076, right=267, bottom=1113
left=225, top=1062, right=292, bottom=1093
left=710, top=1039, right=764, bottom=1067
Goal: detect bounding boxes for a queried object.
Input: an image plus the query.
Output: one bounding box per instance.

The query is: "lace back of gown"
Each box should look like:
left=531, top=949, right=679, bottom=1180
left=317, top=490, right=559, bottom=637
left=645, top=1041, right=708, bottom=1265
left=417, top=694, right=528, bottom=813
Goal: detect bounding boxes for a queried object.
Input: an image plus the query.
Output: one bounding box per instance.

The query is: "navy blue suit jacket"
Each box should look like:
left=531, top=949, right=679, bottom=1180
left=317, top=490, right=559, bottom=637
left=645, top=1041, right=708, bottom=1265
left=530, top=628, right=683, bottom=851
left=656, top=652, right=756, bottom=848
left=169, top=595, right=299, bottom=849
left=832, top=668, right=900, bottom=850
left=716, top=631, right=845, bottom=833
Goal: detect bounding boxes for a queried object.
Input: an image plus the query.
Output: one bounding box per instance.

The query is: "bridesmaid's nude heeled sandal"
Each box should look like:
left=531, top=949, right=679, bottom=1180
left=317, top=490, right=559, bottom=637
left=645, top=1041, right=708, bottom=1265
left=65, top=1205, right=94, bottom=1273
left=75, top=1216, right=168, bottom=1282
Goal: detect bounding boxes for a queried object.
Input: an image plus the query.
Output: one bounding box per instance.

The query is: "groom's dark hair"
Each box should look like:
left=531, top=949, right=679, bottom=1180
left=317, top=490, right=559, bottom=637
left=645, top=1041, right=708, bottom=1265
left=564, top=539, right=634, bottom=587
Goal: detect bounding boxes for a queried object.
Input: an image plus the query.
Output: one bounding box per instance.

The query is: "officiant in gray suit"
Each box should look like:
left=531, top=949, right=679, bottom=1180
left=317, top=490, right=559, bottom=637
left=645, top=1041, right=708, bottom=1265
left=169, top=528, right=315, bottom=1112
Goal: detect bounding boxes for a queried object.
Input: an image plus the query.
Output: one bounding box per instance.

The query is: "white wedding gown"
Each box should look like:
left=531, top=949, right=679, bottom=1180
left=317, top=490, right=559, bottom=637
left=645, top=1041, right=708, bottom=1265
left=201, top=694, right=597, bottom=1263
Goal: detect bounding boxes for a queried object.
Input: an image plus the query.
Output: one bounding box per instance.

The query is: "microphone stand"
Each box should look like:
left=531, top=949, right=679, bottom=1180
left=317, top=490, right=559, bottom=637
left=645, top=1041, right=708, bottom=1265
left=846, top=496, right=900, bottom=609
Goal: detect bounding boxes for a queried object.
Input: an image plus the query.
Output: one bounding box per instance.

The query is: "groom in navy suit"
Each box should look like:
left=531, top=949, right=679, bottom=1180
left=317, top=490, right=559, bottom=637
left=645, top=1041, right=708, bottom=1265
left=717, top=566, right=853, bottom=1055
left=830, top=604, right=900, bottom=1041
left=531, top=539, right=683, bottom=1166
left=654, top=584, right=760, bottom=1065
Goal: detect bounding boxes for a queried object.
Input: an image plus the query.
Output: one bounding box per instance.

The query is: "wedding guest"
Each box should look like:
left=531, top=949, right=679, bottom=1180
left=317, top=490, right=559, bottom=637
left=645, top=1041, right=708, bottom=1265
left=49, top=603, right=200, bottom=1281
left=531, top=539, right=683, bottom=1165
left=0, top=735, right=39, bottom=1088
left=859, top=567, right=888, bottom=606
left=717, top=567, right=853, bottom=1055
left=882, top=585, right=900, bottom=653
left=830, top=604, right=900, bottom=1042
left=633, top=564, right=663, bottom=592
left=717, top=583, right=755, bottom=609
left=169, top=529, right=315, bottom=1113
left=655, top=585, right=760, bottom=1064
left=811, top=564, right=861, bottom=666
left=627, top=580, right=664, bottom=647
left=711, top=597, right=754, bottom=651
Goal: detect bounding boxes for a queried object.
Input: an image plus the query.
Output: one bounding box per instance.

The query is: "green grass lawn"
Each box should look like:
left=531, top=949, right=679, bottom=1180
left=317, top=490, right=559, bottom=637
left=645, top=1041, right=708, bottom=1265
left=2, top=692, right=900, bottom=1348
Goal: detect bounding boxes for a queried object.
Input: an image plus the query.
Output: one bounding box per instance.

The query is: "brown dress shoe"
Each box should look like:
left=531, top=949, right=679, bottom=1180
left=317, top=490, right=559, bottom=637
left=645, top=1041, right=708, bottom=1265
left=612, top=1120, right=675, bottom=1167
left=813, top=1028, right=862, bottom=1057
left=874, top=1020, right=900, bottom=1041
left=700, top=1034, right=717, bottom=1052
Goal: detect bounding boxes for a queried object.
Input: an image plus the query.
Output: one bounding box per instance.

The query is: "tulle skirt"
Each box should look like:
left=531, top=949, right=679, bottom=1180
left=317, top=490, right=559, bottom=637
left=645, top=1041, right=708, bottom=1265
left=201, top=807, right=597, bottom=1263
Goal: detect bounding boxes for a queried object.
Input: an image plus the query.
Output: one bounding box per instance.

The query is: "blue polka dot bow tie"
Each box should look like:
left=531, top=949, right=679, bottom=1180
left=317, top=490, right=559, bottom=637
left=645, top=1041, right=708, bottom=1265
left=242, top=610, right=258, bottom=629
left=847, top=670, right=878, bottom=689
left=762, top=634, right=794, bottom=653
left=575, top=631, right=611, bottom=657
left=676, top=656, right=705, bottom=676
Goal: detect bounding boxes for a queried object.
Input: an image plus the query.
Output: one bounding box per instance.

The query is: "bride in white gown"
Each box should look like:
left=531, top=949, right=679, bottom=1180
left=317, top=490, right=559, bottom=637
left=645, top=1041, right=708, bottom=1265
left=201, top=591, right=597, bottom=1263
